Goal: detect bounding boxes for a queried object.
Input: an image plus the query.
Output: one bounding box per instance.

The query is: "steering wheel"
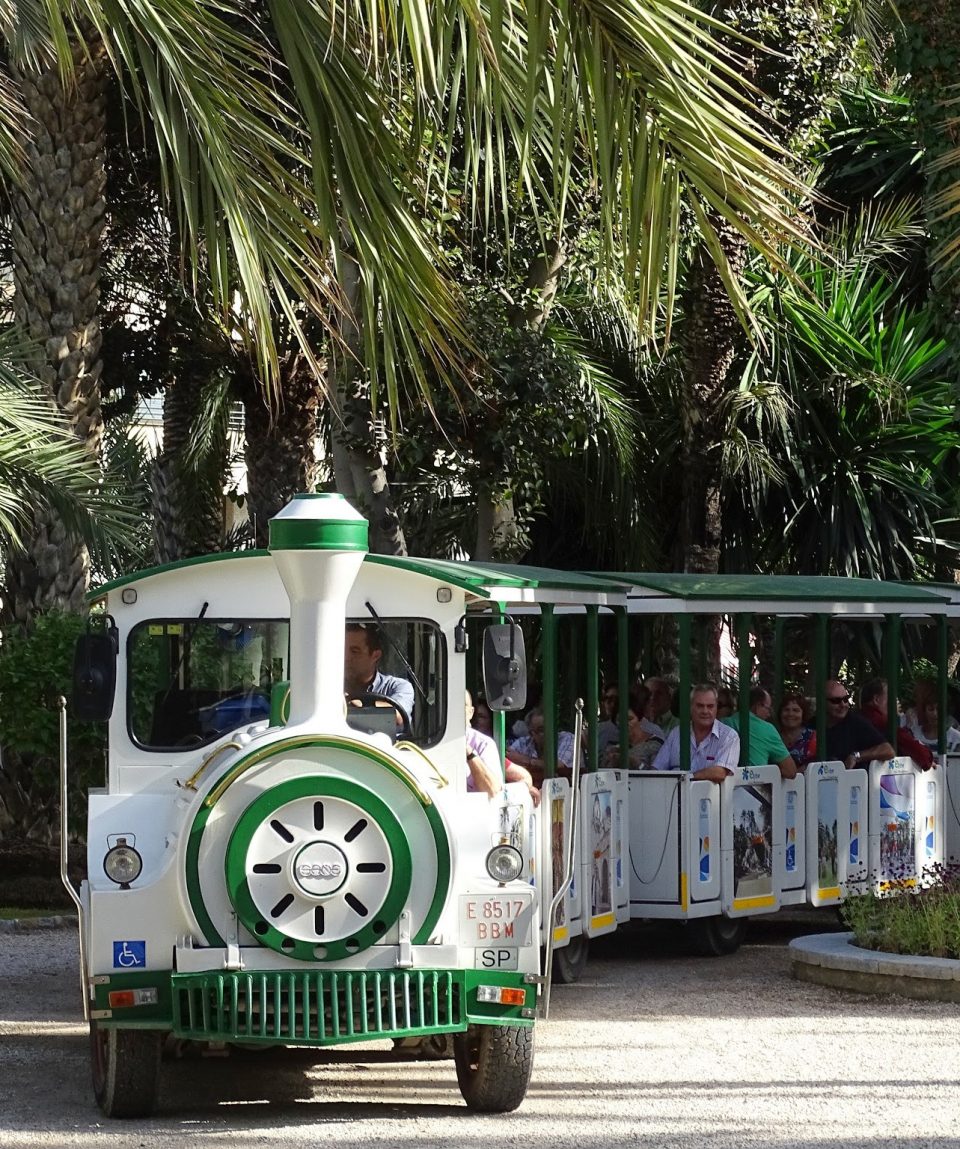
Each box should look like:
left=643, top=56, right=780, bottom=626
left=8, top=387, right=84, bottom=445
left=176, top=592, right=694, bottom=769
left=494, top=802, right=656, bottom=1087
left=345, top=691, right=412, bottom=739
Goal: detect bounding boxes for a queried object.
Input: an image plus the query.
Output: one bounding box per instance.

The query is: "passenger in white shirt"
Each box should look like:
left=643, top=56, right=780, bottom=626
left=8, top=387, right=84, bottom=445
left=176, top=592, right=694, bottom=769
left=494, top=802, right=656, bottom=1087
left=651, top=684, right=740, bottom=782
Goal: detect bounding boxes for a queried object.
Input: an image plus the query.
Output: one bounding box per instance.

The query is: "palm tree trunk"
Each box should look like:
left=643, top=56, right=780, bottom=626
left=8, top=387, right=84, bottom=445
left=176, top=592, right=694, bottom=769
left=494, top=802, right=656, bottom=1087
left=473, top=240, right=568, bottom=561
left=151, top=375, right=226, bottom=562
left=6, top=39, right=107, bottom=625
left=237, top=352, right=321, bottom=548
left=329, top=242, right=408, bottom=556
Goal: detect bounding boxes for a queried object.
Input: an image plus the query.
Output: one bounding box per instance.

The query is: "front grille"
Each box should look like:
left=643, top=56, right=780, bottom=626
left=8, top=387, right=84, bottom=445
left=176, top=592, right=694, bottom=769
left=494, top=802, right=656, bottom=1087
left=172, top=968, right=464, bottom=1044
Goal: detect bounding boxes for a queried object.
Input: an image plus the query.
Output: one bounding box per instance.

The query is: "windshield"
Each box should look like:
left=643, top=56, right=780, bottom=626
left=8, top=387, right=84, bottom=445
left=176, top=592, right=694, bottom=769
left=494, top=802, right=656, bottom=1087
left=127, top=616, right=445, bottom=750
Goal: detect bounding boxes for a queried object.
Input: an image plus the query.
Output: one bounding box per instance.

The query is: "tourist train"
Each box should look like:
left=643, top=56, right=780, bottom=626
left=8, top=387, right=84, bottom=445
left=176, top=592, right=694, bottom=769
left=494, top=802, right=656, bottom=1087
left=61, top=493, right=960, bottom=1116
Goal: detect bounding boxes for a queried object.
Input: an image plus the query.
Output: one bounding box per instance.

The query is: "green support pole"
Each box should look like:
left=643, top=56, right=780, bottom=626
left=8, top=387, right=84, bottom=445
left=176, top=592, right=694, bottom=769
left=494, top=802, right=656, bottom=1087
left=493, top=605, right=505, bottom=758
left=641, top=616, right=654, bottom=680
left=678, top=614, right=692, bottom=772
left=938, top=614, right=949, bottom=755
left=617, top=606, right=630, bottom=772
left=814, top=614, right=829, bottom=762
left=883, top=613, right=902, bottom=748
left=773, top=617, right=786, bottom=710
left=542, top=604, right=557, bottom=779
left=736, top=613, right=753, bottom=768
left=586, top=605, right=600, bottom=774
left=695, top=616, right=707, bottom=683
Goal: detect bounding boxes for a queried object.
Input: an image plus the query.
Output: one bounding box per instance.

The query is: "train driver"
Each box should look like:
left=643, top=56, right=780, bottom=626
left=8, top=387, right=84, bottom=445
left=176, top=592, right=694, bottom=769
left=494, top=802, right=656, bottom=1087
left=344, top=623, right=415, bottom=724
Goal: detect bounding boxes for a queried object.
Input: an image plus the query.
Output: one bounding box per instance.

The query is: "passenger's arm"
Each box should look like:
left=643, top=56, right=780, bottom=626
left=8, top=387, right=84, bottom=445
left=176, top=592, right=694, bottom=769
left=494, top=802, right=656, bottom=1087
left=467, top=751, right=500, bottom=798
left=505, top=762, right=540, bottom=806
left=777, top=754, right=798, bottom=780
left=844, top=742, right=895, bottom=769
left=692, top=765, right=730, bottom=783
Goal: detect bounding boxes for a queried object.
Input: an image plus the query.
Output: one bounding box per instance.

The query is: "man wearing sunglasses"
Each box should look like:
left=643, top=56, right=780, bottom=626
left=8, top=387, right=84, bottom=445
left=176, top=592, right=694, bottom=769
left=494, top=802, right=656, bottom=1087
left=822, top=678, right=895, bottom=770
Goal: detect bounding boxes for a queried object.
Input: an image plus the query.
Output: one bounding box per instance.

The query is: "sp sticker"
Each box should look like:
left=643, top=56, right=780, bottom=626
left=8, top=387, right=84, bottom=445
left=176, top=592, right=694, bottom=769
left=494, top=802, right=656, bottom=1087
left=113, top=940, right=146, bottom=968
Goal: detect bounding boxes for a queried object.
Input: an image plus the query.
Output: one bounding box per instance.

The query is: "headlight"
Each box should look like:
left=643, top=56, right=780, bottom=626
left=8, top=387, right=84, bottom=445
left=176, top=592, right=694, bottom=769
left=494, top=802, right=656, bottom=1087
left=485, top=844, right=523, bottom=883
left=103, top=843, right=143, bottom=886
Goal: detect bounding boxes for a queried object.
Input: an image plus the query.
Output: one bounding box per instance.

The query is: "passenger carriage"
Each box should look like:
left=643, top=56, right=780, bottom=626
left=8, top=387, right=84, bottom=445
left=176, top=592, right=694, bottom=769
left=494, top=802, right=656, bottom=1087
left=59, top=494, right=960, bottom=1116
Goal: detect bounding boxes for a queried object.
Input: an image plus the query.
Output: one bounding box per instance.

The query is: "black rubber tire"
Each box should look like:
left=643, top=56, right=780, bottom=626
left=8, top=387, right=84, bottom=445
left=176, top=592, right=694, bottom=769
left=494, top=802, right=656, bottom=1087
left=90, top=1021, right=162, bottom=1118
left=551, top=934, right=590, bottom=984
left=454, top=1024, right=534, bottom=1112
left=685, top=914, right=748, bottom=957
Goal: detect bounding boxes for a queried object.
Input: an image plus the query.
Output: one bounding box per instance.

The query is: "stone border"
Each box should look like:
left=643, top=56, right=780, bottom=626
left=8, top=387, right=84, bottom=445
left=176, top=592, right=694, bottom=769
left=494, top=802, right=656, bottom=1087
left=790, top=931, right=960, bottom=1003
left=0, top=914, right=77, bottom=934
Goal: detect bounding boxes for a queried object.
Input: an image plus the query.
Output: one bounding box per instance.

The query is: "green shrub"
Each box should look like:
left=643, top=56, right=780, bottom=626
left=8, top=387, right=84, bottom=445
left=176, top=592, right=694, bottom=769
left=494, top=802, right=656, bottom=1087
left=0, top=611, right=107, bottom=840
left=841, top=872, right=960, bottom=959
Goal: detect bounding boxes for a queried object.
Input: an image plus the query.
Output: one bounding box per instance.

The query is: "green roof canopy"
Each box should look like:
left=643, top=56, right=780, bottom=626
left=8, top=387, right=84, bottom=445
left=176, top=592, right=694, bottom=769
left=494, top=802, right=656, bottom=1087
left=90, top=551, right=949, bottom=615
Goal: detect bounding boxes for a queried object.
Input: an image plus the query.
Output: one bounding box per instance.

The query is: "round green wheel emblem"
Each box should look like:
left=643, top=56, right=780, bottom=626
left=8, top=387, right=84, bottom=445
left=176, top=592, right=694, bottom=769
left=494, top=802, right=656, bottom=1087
left=225, top=776, right=412, bottom=962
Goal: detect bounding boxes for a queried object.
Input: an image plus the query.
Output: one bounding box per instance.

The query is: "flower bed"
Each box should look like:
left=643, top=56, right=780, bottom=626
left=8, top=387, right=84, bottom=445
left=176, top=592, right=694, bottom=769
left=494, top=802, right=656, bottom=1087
left=841, top=872, right=960, bottom=960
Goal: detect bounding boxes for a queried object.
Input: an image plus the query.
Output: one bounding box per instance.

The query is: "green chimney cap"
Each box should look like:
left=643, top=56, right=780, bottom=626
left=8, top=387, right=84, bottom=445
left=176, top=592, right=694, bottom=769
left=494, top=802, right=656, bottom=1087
left=269, top=494, right=368, bottom=552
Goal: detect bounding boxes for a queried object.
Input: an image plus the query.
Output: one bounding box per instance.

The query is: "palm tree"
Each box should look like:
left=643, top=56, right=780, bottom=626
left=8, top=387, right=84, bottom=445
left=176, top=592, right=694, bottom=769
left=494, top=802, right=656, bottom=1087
left=0, top=332, right=137, bottom=580
left=2, top=0, right=815, bottom=594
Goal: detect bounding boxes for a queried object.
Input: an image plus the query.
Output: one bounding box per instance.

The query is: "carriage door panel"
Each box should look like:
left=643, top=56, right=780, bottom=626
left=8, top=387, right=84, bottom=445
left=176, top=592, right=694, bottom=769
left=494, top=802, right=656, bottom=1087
left=780, top=774, right=806, bottom=904
left=687, top=779, right=721, bottom=904
left=722, top=765, right=783, bottom=918
left=628, top=772, right=683, bottom=911
left=805, top=761, right=864, bottom=905
left=945, top=754, right=960, bottom=866
left=581, top=770, right=618, bottom=937
left=613, top=771, right=630, bottom=923
left=539, top=777, right=574, bottom=949
left=869, top=757, right=942, bottom=892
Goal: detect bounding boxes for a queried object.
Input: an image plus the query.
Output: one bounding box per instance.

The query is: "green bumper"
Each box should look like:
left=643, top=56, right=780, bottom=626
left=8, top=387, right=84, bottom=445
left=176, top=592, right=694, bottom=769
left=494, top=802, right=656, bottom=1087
left=91, top=967, right=535, bottom=1044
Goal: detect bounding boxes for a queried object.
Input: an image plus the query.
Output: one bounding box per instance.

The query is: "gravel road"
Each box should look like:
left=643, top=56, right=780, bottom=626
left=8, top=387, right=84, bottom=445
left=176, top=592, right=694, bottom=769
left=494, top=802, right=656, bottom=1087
left=2, top=915, right=960, bottom=1149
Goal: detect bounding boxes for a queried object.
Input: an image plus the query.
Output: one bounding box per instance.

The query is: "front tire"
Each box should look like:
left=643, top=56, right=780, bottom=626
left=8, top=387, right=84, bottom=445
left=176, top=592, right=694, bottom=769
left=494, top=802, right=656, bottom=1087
left=90, top=1021, right=162, bottom=1118
left=454, top=1024, right=534, bottom=1112
left=685, top=914, right=748, bottom=957
left=551, top=934, right=589, bottom=984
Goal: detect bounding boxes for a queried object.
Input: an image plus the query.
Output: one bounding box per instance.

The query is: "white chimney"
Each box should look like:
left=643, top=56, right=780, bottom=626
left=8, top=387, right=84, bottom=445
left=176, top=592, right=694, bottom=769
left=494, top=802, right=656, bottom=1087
left=269, top=494, right=368, bottom=729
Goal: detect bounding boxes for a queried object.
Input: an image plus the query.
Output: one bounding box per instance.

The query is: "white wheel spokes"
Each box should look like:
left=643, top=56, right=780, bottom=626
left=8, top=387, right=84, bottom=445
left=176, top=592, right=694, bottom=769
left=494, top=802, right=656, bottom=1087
left=244, top=795, right=393, bottom=942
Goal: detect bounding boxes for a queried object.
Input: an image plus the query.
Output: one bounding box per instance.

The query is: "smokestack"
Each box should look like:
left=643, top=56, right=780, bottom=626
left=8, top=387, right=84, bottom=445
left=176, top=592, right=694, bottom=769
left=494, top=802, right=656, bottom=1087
left=269, top=494, right=368, bottom=729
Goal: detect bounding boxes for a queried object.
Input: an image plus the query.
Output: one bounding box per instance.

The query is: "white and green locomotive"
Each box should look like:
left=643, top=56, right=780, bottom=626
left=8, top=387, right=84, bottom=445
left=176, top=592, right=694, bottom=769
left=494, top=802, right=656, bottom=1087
left=66, top=494, right=547, bottom=1117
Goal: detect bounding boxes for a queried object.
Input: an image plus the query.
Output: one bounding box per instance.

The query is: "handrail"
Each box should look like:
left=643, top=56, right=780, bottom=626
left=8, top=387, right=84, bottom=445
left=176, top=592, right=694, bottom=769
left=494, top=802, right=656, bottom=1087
left=394, top=740, right=449, bottom=788
left=179, top=741, right=243, bottom=792
left=540, top=697, right=583, bottom=1020
left=58, top=697, right=89, bottom=1022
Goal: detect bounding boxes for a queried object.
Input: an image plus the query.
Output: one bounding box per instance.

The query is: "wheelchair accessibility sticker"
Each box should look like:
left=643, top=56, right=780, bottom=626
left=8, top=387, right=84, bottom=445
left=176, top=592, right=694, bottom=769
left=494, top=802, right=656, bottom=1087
left=113, top=940, right=146, bottom=968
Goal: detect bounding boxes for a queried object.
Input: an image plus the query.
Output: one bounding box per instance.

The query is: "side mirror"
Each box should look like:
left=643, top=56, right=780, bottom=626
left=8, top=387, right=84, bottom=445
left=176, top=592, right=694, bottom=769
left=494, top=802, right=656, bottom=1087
left=482, top=623, right=527, bottom=711
left=72, top=622, right=118, bottom=721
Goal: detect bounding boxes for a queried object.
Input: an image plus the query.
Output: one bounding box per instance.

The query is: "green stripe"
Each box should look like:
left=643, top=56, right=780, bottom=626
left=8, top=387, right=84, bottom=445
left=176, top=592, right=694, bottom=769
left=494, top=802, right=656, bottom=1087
left=268, top=517, right=367, bottom=551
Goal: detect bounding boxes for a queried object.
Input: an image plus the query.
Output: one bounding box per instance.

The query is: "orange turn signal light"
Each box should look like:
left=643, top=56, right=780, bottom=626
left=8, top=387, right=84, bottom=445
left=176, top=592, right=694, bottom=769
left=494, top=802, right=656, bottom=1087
left=498, top=988, right=526, bottom=1006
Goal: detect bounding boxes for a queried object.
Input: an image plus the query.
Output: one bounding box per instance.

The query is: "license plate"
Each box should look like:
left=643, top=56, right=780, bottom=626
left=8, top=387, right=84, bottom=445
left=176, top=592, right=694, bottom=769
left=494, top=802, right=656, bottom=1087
left=475, top=947, right=519, bottom=970
left=460, top=893, right=533, bottom=946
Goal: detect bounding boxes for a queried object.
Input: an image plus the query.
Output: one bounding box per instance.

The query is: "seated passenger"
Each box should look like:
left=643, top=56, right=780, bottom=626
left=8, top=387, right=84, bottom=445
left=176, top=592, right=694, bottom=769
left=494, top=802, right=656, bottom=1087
left=859, top=678, right=933, bottom=770
left=650, top=684, right=740, bottom=783
left=716, top=686, right=737, bottom=720
left=722, top=686, right=797, bottom=779
left=777, top=691, right=817, bottom=770
left=597, top=684, right=621, bottom=754
left=822, top=678, right=895, bottom=769
left=465, top=691, right=540, bottom=804
left=644, top=677, right=679, bottom=734
left=906, top=682, right=960, bottom=752
left=508, top=708, right=576, bottom=784
left=603, top=689, right=664, bottom=769
left=344, top=623, right=415, bottom=724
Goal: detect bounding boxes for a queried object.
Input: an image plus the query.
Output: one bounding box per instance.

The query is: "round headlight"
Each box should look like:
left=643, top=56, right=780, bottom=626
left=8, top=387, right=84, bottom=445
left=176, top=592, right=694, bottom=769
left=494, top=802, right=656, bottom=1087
left=485, top=844, right=524, bottom=883
left=103, top=844, right=143, bottom=886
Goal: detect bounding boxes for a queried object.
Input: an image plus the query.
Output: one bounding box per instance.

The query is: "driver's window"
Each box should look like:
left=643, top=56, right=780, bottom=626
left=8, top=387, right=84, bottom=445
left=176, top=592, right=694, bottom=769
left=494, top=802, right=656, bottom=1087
left=128, top=619, right=289, bottom=750
left=344, top=618, right=445, bottom=747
